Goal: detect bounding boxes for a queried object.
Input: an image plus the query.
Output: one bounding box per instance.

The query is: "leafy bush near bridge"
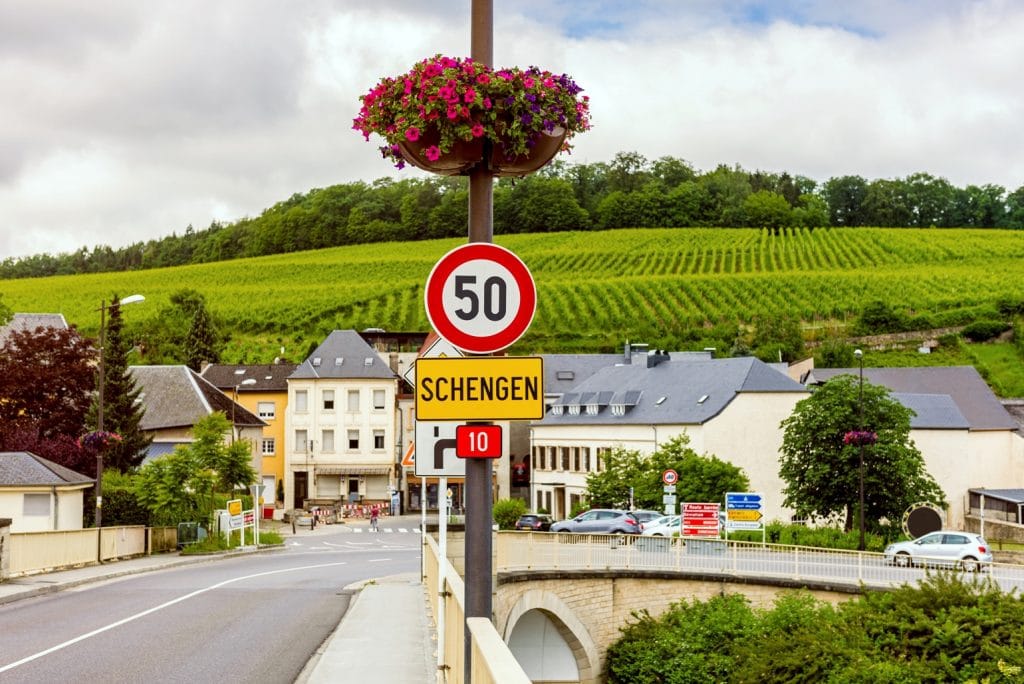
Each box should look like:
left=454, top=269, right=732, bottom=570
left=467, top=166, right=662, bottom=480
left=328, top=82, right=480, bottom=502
left=605, top=573, right=1024, bottom=683
left=492, top=498, right=527, bottom=530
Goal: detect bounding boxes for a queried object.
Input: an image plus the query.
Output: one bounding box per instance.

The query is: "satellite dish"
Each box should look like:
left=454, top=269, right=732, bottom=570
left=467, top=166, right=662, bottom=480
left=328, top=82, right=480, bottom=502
left=902, top=503, right=944, bottom=538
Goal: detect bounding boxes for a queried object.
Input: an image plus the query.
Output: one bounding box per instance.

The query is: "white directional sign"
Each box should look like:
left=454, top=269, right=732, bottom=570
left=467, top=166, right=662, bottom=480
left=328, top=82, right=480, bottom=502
left=414, top=421, right=466, bottom=477
left=725, top=492, right=765, bottom=531
left=424, top=243, right=536, bottom=354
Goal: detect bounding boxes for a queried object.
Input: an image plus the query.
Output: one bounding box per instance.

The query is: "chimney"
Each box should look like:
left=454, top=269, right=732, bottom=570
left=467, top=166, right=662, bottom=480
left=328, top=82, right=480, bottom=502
left=389, top=352, right=400, bottom=374
left=648, top=349, right=670, bottom=368
left=630, top=343, right=650, bottom=366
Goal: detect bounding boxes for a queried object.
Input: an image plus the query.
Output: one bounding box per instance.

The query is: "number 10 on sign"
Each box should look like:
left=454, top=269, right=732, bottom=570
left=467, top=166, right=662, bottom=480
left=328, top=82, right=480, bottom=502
left=456, top=424, right=502, bottom=459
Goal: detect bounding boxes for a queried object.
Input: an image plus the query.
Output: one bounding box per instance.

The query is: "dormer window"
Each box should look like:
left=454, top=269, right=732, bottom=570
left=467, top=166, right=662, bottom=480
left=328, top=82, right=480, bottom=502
left=364, top=357, right=374, bottom=366
left=586, top=404, right=599, bottom=415
left=312, top=357, right=321, bottom=367
left=335, top=357, right=344, bottom=366
left=611, top=404, right=625, bottom=416
left=550, top=405, right=564, bottom=416
left=568, top=404, right=580, bottom=415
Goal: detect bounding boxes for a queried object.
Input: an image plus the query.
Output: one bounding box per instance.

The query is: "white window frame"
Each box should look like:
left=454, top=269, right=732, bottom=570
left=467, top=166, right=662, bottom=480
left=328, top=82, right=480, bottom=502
left=347, top=429, right=359, bottom=450
left=373, top=429, right=385, bottom=450
left=373, top=389, right=386, bottom=410
left=257, top=401, right=276, bottom=419
left=347, top=390, right=360, bottom=412
left=295, top=429, right=308, bottom=452
left=261, top=438, right=276, bottom=455
left=322, top=429, right=335, bottom=452
left=323, top=389, right=335, bottom=411
left=294, top=390, right=308, bottom=413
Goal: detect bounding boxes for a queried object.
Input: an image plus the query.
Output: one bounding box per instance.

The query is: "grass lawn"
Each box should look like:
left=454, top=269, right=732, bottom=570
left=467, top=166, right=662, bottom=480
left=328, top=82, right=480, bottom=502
left=966, top=343, right=1024, bottom=398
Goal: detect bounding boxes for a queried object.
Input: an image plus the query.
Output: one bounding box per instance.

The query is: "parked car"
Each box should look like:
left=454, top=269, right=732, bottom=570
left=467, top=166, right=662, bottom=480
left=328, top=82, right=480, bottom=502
left=631, top=510, right=664, bottom=528
left=639, top=514, right=673, bottom=532
left=641, top=515, right=681, bottom=537
left=884, top=531, right=993, bottom=571
left=550, top=509, right=641, bottom=534
left=515, top=513, right=554, bottom=531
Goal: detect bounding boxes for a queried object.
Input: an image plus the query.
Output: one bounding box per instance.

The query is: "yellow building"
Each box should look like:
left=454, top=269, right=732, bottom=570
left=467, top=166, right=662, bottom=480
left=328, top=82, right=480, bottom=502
left=201, top=363, right=297, bottom=515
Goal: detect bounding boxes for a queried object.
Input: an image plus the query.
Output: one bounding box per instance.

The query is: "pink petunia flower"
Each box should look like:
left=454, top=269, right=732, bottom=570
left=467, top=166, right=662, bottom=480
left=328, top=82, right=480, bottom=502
left=405, top=127, right=420, bottom=142
left=471, top=123, right=485, bottom=137
left=424, top=145, right=441, bottom=161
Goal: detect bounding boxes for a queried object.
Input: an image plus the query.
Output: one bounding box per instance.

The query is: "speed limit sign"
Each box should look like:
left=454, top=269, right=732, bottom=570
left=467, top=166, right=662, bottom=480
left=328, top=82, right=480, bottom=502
left=424, top=243, right=537, bottom=354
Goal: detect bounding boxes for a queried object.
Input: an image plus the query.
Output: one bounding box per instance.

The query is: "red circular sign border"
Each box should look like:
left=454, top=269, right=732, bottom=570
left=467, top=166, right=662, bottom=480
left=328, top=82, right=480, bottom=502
left=424, top=243, right=537, bottom=354
left=662, top=469, right=679, bottom=485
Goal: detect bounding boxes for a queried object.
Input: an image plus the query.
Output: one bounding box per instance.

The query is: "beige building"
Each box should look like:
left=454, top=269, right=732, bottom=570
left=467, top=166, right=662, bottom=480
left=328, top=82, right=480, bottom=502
left=284, top=331, right=400, bottom=511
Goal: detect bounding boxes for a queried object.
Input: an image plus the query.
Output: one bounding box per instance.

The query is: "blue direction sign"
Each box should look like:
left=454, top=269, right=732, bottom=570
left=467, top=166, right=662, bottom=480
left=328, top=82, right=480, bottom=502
left=726, top=493, right=763, bottom=504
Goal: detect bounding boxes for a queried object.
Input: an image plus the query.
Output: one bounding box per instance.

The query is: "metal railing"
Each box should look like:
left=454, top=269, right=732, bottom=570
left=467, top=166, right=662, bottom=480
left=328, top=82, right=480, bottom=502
left=496, top=532, right=1024, bottom=593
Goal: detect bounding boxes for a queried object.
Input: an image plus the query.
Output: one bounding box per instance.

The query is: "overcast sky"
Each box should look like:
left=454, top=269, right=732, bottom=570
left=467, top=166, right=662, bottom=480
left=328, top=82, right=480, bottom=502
left=2, top=1, right=1022, bottom=261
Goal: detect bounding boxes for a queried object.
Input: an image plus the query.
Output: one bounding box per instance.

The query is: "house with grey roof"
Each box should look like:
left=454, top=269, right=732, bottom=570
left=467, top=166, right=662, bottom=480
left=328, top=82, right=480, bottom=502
left=530, top=351, right=809, bottom=521
left=128, top=366, right=265, bottom=473
left=0, top=452, right=93, bottom=532
left=0, top=313, right=69, bottom=344
left=808, top=366, right=1024, bottom=528
left=284, top=331, right=400, bottom=512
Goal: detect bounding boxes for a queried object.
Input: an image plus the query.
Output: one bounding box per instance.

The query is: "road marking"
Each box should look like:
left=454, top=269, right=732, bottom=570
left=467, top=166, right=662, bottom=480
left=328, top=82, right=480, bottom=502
left=368, top=558, right=392, bottom=562
left=0, top=561, right=349, bottom=675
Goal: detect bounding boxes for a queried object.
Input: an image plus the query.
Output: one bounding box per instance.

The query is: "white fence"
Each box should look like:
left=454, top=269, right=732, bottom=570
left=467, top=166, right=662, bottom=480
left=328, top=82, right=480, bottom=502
left=5, top=526, right=148, bottom=578
left=496, top=532, right=1024, bottom=593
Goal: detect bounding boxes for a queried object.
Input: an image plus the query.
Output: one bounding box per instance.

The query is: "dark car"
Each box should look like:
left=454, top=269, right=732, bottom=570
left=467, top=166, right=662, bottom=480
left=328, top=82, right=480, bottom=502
left=550, top=509, right=641, bottom=534
left=515, top=513, right=554, bottom=531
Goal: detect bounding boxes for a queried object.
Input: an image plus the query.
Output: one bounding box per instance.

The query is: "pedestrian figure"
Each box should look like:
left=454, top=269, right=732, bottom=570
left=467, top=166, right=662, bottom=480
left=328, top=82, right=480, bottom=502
left=370, top=507, right=379, bottom=532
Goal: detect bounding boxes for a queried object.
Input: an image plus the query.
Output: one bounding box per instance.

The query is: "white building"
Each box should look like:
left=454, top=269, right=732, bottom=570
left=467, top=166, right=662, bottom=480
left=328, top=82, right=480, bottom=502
left=531, top=347, right=809, bottom=522
left=284, top=330, right=399, bottom=511
left=0, top=452, right=93, bottom=532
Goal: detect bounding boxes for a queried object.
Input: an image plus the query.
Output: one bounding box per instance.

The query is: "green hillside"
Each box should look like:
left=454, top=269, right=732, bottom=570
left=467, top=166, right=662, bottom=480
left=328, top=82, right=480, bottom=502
left=2, top=226, right=1023, bottom=363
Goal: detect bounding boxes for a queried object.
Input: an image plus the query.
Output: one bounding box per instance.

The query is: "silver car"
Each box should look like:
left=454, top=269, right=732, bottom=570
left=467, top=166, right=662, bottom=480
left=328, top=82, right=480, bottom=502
left=550, top=509, right=641, bottom=534
left=884, top=531, right=993, bottom=571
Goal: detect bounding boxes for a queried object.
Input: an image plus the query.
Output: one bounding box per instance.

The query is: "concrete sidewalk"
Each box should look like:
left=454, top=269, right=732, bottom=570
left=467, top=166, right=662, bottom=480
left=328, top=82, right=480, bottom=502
left=0, top=515, right=440, bottom=683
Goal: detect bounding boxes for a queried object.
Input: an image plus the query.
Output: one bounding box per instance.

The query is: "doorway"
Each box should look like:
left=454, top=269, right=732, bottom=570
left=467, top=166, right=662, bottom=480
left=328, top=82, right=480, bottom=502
left=294, top=472, right=308, bottom=509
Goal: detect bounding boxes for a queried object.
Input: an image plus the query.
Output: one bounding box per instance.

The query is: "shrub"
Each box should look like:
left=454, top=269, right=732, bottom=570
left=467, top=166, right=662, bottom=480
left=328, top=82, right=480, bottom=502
left=492, top=498, right=527, bottom=530
left=856, top=300, right=909, bottom=334
left=962, top=319, right=1011, bottom=342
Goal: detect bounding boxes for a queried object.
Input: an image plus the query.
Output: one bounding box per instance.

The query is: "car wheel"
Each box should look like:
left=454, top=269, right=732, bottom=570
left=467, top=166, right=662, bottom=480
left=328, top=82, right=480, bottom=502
left=961, top=557, right=980, bottom=572
left=894, top=552, right=912, bottom=568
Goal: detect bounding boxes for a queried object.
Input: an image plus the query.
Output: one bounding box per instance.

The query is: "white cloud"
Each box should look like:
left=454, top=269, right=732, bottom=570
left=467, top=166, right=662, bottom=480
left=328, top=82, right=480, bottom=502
left=1, top=1, right=1023, bottom=260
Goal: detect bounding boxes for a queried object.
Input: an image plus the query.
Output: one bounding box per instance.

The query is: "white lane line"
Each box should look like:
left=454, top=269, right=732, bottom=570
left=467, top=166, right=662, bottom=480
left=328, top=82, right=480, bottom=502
left=0, top=561, right=348, bottom=674
left=368, top=558, right=392, bottom=562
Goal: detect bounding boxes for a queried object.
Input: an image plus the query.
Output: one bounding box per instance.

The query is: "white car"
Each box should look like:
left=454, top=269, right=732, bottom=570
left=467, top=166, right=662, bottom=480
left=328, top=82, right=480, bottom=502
left=641, top=515, right=681, bottom=537
left=884, top=530, right=993, bottom=571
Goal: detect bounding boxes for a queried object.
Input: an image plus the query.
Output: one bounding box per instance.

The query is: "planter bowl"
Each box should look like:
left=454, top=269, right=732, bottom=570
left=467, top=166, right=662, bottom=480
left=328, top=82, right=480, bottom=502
left=490, top=127, right=567, bottom=178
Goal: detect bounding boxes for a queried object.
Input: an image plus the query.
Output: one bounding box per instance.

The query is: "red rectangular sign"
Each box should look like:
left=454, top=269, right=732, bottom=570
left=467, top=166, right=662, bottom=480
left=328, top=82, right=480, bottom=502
left=455, top=424, right=503, bottom=459
left=682, top=502, right=721, bottom=537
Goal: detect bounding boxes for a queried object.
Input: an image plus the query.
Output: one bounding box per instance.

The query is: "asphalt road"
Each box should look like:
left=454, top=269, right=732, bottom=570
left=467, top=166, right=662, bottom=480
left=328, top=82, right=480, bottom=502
left=0, top=528, right=421, bottom=683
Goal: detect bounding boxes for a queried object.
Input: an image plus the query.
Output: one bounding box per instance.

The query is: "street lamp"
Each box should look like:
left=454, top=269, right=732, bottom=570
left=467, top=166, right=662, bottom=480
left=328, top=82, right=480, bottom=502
left=231, top=377, right=257, bottom=443
left=96, top=293, right=145, bottom=561
left=854, top=348, right=865, bottom=551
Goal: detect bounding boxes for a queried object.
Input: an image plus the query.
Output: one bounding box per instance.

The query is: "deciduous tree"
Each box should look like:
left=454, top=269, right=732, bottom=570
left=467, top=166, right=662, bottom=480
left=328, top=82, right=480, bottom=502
left=778, top=374, right=945, bottom=530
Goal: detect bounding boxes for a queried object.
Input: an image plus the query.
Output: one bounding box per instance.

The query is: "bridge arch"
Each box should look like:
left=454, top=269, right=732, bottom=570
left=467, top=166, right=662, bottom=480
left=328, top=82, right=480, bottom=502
left=502, top=588, right=600, bottom=684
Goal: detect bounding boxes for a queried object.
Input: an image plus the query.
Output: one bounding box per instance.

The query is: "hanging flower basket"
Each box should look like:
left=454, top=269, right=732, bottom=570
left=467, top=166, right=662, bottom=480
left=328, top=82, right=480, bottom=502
left=354, top=55, right=591, bottom=178
left=78, top=430, right=123, bottom=450
left=843, top=430, right=878, bottom=446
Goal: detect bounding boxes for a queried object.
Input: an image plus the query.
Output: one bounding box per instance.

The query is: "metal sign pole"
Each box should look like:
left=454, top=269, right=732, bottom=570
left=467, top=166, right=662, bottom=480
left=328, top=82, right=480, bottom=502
left=465, top=2, right=494, bottom=680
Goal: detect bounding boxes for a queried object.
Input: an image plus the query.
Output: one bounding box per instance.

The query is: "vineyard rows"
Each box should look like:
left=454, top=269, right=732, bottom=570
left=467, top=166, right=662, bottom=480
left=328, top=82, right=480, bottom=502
left=3, top=227, right=1024, bottom=358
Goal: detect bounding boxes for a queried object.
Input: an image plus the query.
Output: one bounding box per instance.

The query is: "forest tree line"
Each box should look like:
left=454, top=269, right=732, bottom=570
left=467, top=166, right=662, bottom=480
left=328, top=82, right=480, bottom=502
left=3, top=151, right=1024, bottom=280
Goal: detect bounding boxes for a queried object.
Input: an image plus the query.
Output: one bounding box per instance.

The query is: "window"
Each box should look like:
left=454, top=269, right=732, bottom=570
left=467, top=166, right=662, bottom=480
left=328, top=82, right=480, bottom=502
left=373, top=429, right=385, bottom=450
left=257, top=402, right=276, bottom=419
left=323, top=390, right=335, bottom=410
left=322, top=429, right=335, bottom=452
left=348, top=430, right=359, bottom=449
left=23, top=493, right=50, bottom=516
left=295, top=429, right=308, bottom=452
left=561, top=447, right=570, bottom=471
left=347, top=390, right=360, bottom=412
left=373, top=389, right=386, bottom=410
left=295, top=390, right=308, bottom=412
left=261, top=438, right=276, bottom=455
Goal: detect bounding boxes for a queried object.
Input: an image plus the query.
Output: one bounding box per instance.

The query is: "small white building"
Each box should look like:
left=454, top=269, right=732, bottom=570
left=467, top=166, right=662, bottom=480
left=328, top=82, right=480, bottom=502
left=0, top=452, right=94, bottom=532
left=284, top=331, right=399, bottom=511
